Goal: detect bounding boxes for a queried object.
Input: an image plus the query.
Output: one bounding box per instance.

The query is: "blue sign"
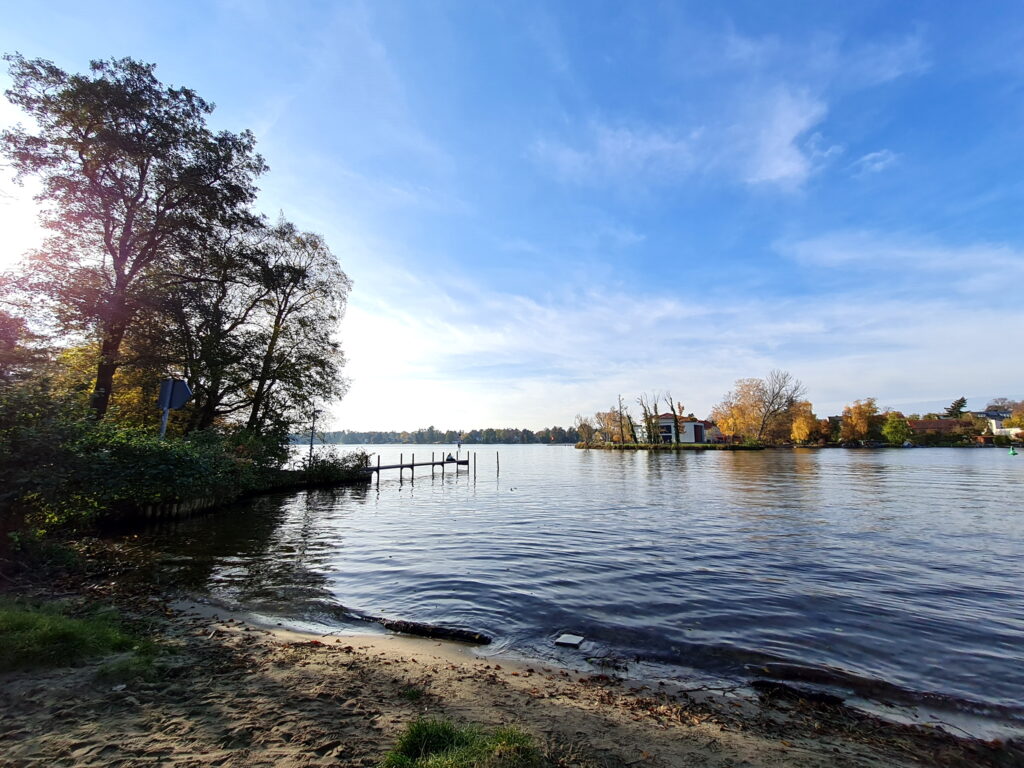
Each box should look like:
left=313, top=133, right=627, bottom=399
left=157, top=378, right=193, bottom=410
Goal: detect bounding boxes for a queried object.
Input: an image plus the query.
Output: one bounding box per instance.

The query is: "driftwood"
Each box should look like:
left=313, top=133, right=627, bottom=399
left=750, top=679, right=844, bottom=707
left=373, top=617, right=492, bottom=645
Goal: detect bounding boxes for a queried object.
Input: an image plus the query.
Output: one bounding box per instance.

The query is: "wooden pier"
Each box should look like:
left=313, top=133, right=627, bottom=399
left=363, top=451, right=480, bottom=481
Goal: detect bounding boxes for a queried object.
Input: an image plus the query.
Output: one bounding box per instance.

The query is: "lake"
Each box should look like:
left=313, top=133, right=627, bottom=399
left=131, top=444, right=1024, bottom=736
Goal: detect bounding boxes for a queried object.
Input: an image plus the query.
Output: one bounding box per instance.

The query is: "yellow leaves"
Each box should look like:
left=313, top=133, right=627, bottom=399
left=789, top=401, right=817, bottom=443
left=840, top=398, right=879, bottom=442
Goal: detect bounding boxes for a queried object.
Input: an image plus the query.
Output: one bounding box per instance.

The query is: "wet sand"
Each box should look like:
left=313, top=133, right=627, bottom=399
left=2, top=591, right=1019, bottom=768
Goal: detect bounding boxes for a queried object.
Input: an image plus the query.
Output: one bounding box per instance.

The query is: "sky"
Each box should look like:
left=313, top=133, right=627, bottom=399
left=1, top=1, right=1023, bottom=430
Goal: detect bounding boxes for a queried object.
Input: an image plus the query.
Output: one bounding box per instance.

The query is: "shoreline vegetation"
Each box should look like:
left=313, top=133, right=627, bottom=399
left=0, top=55, right=368, bottom=551
left=2, top=545, right=1021, bottom=767
left=574, top=380, right=1023, bottom=451
left=576, top=442, right=764, bottom=451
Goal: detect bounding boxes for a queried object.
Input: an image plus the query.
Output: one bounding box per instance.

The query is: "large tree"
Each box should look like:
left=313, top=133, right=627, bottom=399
left=944, top=396, right=968, bottom=419
left=711, top=370, right=805, bottom=443
left=241, top=219, right=350, bottom=433
left=1, top=54, right=266, bottom=417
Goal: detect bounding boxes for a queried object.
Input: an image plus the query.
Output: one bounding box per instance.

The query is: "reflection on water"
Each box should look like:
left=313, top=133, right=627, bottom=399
left=131, top=445, right=1024, bottom=732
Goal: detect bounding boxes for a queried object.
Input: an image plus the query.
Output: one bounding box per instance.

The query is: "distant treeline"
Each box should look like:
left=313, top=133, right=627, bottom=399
left=317, top=426, right=581, bottom=444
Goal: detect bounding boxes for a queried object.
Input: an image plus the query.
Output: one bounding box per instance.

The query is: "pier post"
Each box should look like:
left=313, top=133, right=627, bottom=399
left=376, top=454, right=380, bottom=488
left=473, top=451, right=476, bottom=479
left=411, top=453, right=414, bottom=481
left=399, top=453, right=403, bottom=482
left=496, top=451, right=499, bottom=475
left=431, top=451, right=435, bottom=477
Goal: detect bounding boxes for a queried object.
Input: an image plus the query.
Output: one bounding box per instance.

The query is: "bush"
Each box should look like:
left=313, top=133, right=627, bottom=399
left=300, top=448, right=371, bottom=485
left=1, top=379, right=290, bottom=545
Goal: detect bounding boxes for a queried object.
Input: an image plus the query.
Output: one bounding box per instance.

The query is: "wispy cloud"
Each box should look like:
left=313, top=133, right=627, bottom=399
left=529, top=123, right=699, bottom=185
left=334, top=231, right=1024, bottom=429
left=778, top=230, right=1024, bottom=294
left=842, top=32, right=930, bottom=86
left=740, top=88, right=835, bottom=186
left=850, top=149, right=898, bottom=176
left=530, top=87, right=835, bottom=190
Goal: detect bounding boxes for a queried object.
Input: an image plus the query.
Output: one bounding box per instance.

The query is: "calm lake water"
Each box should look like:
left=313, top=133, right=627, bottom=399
left=131, top=444, right=1024, bottom=734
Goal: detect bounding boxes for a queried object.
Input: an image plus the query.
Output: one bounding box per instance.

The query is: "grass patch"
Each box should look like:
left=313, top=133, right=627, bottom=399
left=0, top=597, right=136, bottom=672
left=399, top=685, right=426, bottom=702
left=381, top=719, right=546, bottom=768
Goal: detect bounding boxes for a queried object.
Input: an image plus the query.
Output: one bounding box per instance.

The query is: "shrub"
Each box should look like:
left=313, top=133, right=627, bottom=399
left=300, top=448, right=371, bottom=485
left=1, top=379, right=291, bottom=545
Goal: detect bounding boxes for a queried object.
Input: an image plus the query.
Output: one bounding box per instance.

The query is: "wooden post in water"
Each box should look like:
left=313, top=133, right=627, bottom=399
left=411, top=453, right=415, bottom=481
left=473, top=451, right=476, bottom=479
left=431, top=451, right=435, bottom=477
left=496, top=451, right=500, bottom=475
left=376, top=454, right=380, bottom=488
left=399, top=453, right=403, bottom=481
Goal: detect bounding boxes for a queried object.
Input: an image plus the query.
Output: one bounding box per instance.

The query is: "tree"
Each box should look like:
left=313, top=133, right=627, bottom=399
left=2, top=54, right=266, bottom=417
left=944, top=396, right=968, bottom=419
left=881, top=412, right=912, bottom=445
left=574, top=414, right=595, bottom=446
left=1004, top=405, right=1024, bottom=429
left=241, top=220, right=350, bottom=433
left=789, top=401, right=819, bottom=443
left=710, top=379, right=761, bottom=441
left=710, top=370, right=805, bottom=444
left=840, top=398, right=880, bottom=442
left=986, top=398, right=1022, bottom=414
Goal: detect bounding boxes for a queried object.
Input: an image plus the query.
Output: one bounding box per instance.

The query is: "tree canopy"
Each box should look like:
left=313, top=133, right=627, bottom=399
left=2, top=54, right=267, bottom=417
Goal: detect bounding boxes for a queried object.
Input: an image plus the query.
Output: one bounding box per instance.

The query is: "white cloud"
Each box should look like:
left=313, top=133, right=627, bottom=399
left=529, top=123, right=698, bottom=184
left=741, top=88, right=833, bottom=186
left=850, top=149, right=898, bottom=176
left=844, top=32, right=930, bottom=86
left=330, top=234, right=1024, bottom=431
left=531, top=87, right=836, bottom=190
left=779, top=231, right=1024, bottom=294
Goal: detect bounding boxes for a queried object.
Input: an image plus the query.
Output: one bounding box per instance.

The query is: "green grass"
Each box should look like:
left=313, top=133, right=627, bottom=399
left=381, top=719, right=546, bottom=768
left=0, top=597, right=137, bottom=672
left=399, top=685, right=426, bottom=702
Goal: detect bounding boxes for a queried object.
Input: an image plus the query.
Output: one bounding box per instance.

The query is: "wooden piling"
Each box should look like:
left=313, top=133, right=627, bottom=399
left=411, top=454, right=414, bottom=480
left=431, top=451, right=435, bottom=476
left=496, top=451, right=500, bottom=474
left=376, top=454, right=380, bottom=487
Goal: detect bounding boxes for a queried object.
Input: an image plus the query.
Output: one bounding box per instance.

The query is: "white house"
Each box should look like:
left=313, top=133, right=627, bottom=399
left=656, top=414, right=706, bottom=443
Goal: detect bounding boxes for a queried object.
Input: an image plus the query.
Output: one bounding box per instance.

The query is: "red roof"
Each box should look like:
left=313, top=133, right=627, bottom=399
left=907, top=419, right=965, bottom=433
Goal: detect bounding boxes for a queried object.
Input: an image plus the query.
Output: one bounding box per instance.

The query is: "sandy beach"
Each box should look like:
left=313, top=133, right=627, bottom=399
left=2, top=575, right=1020, bottom=768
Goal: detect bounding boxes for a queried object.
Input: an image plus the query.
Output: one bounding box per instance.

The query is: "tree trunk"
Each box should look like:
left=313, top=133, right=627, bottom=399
left=89, top=296, right=130, bottom=419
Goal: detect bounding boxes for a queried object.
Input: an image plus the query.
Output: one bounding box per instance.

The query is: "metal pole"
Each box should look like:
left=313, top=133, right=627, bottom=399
left=308, top=408, right=317, bottom=463
left=159, top=407, right=170, bottom=439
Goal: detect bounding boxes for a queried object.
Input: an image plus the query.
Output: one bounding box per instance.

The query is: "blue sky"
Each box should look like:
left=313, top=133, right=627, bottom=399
left=2, top=1, right=1023, bottom=429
